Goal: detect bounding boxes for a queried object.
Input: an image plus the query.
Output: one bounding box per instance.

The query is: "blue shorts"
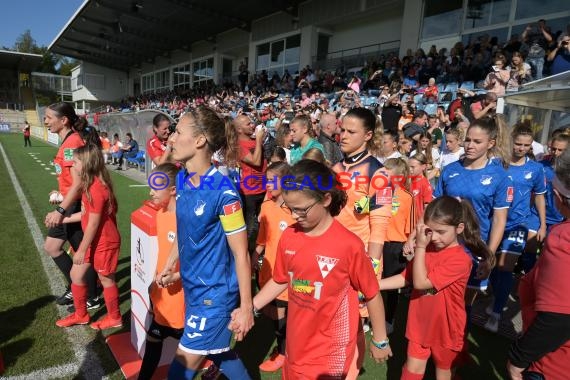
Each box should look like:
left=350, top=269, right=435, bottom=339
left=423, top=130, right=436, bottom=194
left=526, top=214, right=540, bottom=233
left=178, top=311, right=233, bottom=355
left=498, top=226, right=529, bottom=256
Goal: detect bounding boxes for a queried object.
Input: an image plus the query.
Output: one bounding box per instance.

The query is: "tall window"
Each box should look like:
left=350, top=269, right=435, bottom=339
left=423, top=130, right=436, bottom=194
left=515, top=0, right=567, bottom=20
left=142, top=73, right=155, bottom=94
left=173, top=63, right=191, bottom=90
left=154, top=69, right=170, bottom=92
left=193, top=58, right=214, bottom=87
left=422, top=0, right=464, bottom=39
left=465, top=0, right=511, bottom=30
left=256, top=34, right=300, bottom=76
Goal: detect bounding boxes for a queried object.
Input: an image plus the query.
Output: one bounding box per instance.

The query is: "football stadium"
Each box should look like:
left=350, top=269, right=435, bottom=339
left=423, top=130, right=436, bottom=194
left=1, top=0, right=570, bottom=379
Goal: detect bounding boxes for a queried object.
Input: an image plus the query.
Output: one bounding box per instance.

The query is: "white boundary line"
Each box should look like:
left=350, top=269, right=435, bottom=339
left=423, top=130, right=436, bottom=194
left=0, top=143, right=108, bottom=380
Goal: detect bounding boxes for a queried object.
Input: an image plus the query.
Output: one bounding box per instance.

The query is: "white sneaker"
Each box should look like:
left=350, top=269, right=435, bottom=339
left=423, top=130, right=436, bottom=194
left=484, top=312, right=500, bottom=333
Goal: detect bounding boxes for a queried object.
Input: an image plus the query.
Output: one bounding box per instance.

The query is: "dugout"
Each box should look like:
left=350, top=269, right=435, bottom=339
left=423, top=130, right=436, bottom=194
left=501, top=70, right=570, bottom=145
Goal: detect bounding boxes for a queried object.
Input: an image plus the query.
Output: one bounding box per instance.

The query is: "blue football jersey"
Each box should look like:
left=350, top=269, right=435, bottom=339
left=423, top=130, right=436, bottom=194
left=531, top=159, right=565, bottom=226
left=505, top=157, right=547, bottom=229
left=435, top=159, right=512, bottom=242
left=175, top=166, right=246, bottom=316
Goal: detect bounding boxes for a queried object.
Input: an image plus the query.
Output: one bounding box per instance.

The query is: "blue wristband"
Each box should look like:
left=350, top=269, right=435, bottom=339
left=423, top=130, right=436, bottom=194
left=371, top=338, right=390, bottom=349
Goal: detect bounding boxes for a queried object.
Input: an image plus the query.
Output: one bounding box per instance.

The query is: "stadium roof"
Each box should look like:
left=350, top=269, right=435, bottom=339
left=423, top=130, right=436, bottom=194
left=49, top=0, right=300, bottom=71
left=0, top=50, right=43, bottom=72
left=503, top=70, right=570, bottom=112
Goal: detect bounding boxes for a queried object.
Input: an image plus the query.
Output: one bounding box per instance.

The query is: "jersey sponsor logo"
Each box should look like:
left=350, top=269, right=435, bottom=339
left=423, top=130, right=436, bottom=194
left=480, top=175, right=492, bottom=185
left=167, top=231, right=176, bottom=243
left=285, top=249, right=296, bottom=255
left=316, top=255, right=339, bottom=279
left=279, top=221, right=288, bottom=231
left=292, top=278, right=324, bottom=300
left=194, top=200, right=206, bottom=216
left=506, top=186, right=514, bottom=202
left=63, top=148, right=74, bottom=161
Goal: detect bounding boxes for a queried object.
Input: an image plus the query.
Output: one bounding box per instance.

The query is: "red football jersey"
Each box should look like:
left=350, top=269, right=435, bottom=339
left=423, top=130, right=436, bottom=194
left=401, top=244, right=471, bottom=351
left=81, top=176, right=121, bottom=254
left=54, top=132, right=84, bottom=196
left=273, top=219, right=379, bottom=378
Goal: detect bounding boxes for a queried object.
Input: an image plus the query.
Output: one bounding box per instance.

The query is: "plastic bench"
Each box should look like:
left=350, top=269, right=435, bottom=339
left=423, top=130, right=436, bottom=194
left=126, top=150, right=145, bottom=171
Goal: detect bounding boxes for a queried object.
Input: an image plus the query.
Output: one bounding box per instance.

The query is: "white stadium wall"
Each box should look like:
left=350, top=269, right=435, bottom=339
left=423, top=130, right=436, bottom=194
left=71, top=62, right=128, bottom=103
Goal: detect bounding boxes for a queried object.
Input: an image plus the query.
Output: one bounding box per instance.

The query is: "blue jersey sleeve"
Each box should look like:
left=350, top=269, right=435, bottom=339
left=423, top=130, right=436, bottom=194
left=533, top=164, right=547, bottom=195
left=493, top=172, right=513, bottom=209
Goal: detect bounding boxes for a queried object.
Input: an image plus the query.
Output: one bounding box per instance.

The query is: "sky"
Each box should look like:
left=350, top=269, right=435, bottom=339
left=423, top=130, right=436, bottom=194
left=1, top=0, right=85, bottom=49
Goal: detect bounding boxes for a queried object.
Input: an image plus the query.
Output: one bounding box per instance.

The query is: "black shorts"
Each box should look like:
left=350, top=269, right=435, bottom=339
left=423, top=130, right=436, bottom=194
left=47, top=201, right=83, bottom=251
left=147, top=319, right=184, bottom=341
left=270, top=299, right=288, bottom=308
left=382, top=241, right=407, bottom=278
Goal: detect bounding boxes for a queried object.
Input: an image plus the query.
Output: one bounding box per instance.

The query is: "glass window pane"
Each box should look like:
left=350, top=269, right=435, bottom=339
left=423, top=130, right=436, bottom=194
left=257, top=43, right=270, bottom=70
left=462, top=27, right=509, bottom=47
left=465, top=0, right=511, bottom=29
left=271, top=40, right=285, bottom=66
left=285, top=35, right=301, bottom=64
left=516, top=0, right=567, bottom=20
left=422, top=0, right=463, bottom=39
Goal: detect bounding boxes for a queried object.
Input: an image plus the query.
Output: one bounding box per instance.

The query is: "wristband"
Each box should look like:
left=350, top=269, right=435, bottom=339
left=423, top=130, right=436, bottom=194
left=56, top=206, right=66, bottom=215
left=253, top=306, right=261, bottom=317
left=371, top=338, right=390, bottom=349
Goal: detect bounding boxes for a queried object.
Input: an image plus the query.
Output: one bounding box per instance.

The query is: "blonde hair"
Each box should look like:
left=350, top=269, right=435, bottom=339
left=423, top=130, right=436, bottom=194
left=302, top=148, right=327, bottom=165
left=384, top=157, right=411, bottom=191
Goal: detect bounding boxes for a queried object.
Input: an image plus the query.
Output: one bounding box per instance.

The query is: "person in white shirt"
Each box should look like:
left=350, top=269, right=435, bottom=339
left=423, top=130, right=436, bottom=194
left=376, top=130, right=402, bottom=164
left=439, top=128, right=465, bottom=170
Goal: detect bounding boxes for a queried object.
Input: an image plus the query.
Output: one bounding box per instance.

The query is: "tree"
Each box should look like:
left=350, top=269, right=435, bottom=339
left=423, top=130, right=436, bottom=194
left=57, top=56, right=79, bottom=76
left=14, top=29, right=38, bottom=53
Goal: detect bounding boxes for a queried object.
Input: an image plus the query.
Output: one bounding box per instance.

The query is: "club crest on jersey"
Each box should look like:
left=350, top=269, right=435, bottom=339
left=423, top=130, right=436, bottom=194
left=480, top=175, right=492, bottom=185
left=524, top=171, right=533, bottom=180
left=194, top=200, right=206, bottom=216
left=316, top=255, right=339, bottom=279
left=507, top=186, right=514, bottom=202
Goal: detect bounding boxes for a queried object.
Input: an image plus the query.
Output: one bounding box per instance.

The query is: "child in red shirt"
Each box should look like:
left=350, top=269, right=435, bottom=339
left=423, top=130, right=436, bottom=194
left=381, top=196, right=489, bottom=380
left=232, top=160, right=393, bottom=379
left=253, top=161, right=295, bottom=372
left=408, top=153, right=433, bottom=222
left=56, top=144, right=122, bottom=330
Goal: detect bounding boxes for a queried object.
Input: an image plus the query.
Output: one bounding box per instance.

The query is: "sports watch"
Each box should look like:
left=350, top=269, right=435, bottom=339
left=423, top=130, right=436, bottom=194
left=371, top=338, right=390, bottom=349
left=56, top=206, right=66, bottom=215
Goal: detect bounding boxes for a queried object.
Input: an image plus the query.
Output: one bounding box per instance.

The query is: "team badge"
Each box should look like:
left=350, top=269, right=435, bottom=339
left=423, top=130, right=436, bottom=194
left=316, top=255, right=339, bottom=279
left=506, top=187, right=514, bottom=202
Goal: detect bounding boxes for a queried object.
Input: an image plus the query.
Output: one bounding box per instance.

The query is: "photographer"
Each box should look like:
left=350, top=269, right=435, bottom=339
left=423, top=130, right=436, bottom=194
left=483, top=54, right=510, bottom=96
left=547, top=34, right=570, bottom=76
left=146, top=114, right=173, bottom=166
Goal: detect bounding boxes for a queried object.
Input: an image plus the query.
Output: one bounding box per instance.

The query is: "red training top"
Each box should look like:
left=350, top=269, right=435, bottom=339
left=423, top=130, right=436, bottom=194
left=274, top=220, right=379, bottom=378
left=146, top=136, right=167, bottom=162
left=520, top=221, right=570, bottom=379
left=401, top=244, right=472, bottom=351
left=238, top=139, right=266, bottom=195
left=54, top=132, right=84, bottom=196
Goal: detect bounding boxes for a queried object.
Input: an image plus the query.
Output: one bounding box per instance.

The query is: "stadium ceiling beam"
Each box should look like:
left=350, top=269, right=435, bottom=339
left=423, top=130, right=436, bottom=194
left=52, top=45, right=129, bottom=71
left=164, top=0, right=251, bottom=32
left=95, top=0, right=207, bottom=38
left=279, top=0, right=300, bottom=18
left=79, top=15, right=187, bottom=49
left=69, top=26, right=171, bottom=56
left=61, top=36, right=147, bottom=61
left=56, top=43, right=133, bottom=67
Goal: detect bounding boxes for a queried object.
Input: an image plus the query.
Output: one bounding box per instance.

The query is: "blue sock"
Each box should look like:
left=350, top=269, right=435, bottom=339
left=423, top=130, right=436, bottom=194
left=489, top=267, right=500, bottom=297
left=210, top=350, right=251, bottom=380
left=493, top=270, right=513, bottom=314
left=167, top=359, right=196, bottom=380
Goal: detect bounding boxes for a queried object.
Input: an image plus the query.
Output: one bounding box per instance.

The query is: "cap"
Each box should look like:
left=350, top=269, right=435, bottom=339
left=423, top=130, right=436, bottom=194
left=403, top=122, right=423, bottom=139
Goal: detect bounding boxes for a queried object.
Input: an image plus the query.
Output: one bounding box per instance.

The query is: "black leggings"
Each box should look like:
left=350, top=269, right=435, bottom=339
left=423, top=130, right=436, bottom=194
left=382, top=241, right=407, bottom=324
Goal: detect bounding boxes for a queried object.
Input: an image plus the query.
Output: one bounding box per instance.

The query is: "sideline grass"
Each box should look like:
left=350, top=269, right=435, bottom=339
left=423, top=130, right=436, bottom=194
left=0, top=133, right=511, bottom=379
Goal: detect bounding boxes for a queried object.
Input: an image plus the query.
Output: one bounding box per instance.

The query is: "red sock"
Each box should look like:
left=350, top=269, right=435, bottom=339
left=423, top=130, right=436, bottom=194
left=103, top=285, right=121, bottom=320
left=71, top=283, right=88, bottom=318
left=401, top=366, right=424, bottom=380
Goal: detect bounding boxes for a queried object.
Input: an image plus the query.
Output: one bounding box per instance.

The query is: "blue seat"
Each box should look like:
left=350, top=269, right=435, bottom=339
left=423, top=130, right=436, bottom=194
left=445, top=82, right=459, bottom=92
left=126, top=150, right=145, bottom=171
left=424, top=103, right=438, bottom=115
left=460, top=81, right=475, bottom=90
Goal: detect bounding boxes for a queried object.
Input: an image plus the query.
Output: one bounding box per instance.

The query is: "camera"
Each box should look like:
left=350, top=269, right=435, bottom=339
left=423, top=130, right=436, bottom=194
left=168, top=122, right=177, bottom=135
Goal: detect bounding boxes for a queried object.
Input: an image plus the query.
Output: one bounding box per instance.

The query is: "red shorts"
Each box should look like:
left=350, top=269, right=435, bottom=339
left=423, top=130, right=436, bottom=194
left=85, top=246, right=119, bottom=276
left=407, top=341, right=461, bottom=370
